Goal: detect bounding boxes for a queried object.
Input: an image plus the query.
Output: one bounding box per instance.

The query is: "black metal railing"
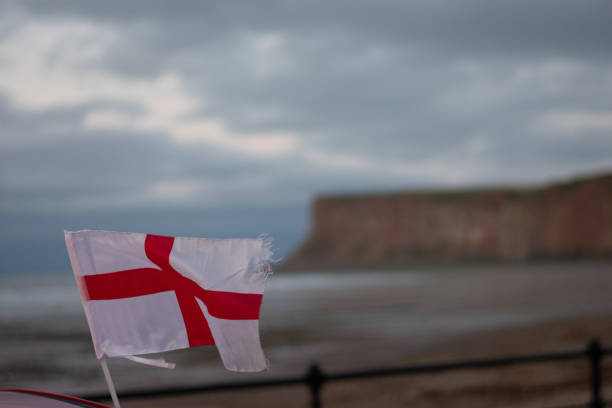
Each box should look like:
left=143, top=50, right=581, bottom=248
left=83, top=339, right=611, bottom=408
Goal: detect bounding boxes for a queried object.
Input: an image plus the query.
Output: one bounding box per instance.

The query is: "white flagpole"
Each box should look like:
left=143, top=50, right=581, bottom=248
left=99, top=358, right=121, bottom=408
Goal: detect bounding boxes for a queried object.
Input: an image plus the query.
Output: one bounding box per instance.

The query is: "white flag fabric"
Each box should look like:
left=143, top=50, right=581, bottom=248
left=64, top=230, right=272, bottom=372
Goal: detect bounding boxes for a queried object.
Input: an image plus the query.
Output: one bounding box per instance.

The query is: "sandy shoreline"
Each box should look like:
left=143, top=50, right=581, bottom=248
left=117, top=312, right=612, bottom=407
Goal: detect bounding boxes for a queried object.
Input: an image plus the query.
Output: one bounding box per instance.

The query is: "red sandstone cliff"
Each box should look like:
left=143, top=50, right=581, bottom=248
left=285, top=172, right=612, bottom=269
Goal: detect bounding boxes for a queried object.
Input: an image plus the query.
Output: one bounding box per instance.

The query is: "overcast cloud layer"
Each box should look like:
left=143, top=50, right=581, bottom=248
left=1, top=0, right=612, bottom=271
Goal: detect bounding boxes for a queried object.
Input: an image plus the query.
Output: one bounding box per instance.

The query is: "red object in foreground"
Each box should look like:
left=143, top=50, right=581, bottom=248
left=0, top=389, right=110, bottom=407
left=82, top=234, right=263, bottom=347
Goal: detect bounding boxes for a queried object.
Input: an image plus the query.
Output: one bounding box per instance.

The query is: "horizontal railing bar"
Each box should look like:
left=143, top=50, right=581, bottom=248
left=327, top=349, right=588, bottom=381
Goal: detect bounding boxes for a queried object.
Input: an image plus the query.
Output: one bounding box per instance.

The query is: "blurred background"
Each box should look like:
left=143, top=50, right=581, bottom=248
left=1, top=1, right=612, bottom=406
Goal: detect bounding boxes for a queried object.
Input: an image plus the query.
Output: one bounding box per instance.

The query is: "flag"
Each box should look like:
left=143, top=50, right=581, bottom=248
left=64, top=230, right=273, bottom=372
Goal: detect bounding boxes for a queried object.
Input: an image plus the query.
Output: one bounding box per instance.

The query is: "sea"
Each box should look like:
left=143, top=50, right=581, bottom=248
left=1, top=261, right=612, bottom=396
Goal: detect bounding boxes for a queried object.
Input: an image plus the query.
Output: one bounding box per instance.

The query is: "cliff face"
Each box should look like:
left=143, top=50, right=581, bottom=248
left=286, top=173, right=612, bottom=269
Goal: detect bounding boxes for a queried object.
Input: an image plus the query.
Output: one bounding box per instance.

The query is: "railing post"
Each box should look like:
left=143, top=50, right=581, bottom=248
left=588, top=339, right=604, bottom=408
left=306, top=362, right=325, bottom=408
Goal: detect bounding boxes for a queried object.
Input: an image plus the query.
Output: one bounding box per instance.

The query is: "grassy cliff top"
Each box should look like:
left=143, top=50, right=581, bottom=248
left=315, top=171, right=612, bottom=203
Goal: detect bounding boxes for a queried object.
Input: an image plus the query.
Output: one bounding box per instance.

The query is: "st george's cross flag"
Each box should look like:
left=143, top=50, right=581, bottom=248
left=64, top=230, right=273, bottom=372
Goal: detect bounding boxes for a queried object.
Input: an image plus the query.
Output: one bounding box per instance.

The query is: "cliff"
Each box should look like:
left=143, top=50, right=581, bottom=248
left=285, top=172, right=612, bottom=269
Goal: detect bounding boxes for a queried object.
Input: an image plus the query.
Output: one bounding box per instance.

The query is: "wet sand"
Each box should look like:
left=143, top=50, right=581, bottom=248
left=117, top=312, right=612, bottom=407
left=121, top=260, right=612, bottom=407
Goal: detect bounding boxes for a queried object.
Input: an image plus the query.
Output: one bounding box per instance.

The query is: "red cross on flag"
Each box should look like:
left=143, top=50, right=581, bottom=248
left=64, top=230, right=273, bottom=372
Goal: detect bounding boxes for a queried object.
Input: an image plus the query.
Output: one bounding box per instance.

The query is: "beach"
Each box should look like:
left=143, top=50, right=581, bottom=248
left=2, top=260, right=612, bottom=406
left=123, top=313, right=612, bottom=407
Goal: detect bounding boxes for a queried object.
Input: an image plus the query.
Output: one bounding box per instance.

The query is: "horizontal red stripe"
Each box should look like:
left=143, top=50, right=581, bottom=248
left=202, top=290, right=262, bottom=320
left=83, top=268, right=174, bottom=300
left=83, top=268, right=262, bottom=320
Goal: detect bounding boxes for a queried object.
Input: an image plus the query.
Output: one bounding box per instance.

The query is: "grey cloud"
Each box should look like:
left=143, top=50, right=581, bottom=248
left=21, top=0, right=612, bottom=58
left=1, top=0, right=612, bottom=271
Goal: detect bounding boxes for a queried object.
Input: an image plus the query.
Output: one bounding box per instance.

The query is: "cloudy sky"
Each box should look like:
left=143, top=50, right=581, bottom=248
left=1, top=0, right=611, bottom=272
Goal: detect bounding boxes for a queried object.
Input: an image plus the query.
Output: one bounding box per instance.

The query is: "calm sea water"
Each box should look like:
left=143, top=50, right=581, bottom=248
left=2, top=261, right=612, bottom=395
